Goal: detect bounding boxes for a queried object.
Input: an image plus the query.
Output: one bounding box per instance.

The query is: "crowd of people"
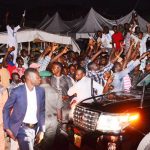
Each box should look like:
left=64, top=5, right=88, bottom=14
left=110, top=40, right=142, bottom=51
left=0, top=14, right=150, bottom=150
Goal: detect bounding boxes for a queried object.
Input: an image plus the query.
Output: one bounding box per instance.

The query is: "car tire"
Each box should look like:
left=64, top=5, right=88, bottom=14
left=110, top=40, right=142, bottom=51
left=137, top=132, right=150, bottom=150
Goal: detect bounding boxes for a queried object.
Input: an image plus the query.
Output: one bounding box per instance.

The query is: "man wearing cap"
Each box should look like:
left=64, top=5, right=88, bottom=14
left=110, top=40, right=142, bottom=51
left=39, top=71, right=63, bottom=149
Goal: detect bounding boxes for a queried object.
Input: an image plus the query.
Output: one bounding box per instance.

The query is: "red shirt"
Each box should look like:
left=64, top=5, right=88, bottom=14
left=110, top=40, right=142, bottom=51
left=7, top=64, right=17, bottom=78
left=13, top=67, right=25, bottom=78
left=112, top=32, right=124, bottom=50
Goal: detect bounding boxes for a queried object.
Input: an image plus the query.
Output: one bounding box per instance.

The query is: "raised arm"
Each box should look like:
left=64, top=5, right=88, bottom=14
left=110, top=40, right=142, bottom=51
left=116, top=52, right=149, bottom=79
left=90, top=49, right=102, bottom=62
left=38, top=44, right=58, bottom=71
left=130, top=41, right=140, bottom=61
left=122, top=39, right=135, bottom=69
left=51, top=46, right=69, bottom=63
left=2, top=47, right=15, bottom=67
left=110, top=47, right=123, bottom=64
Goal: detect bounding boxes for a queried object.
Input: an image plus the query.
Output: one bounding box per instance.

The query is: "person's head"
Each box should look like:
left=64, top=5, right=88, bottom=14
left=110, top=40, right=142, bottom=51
left=138, top=32, right=143, bottom=40
left=21, top=75, right=25, bottom=83
left=63, top=67, right=68, bottom=76
left=69, top=64, right=76, bottom=75
left=29, top=52, right=35, bottom=59
left=99, top=56, right=108, bottom=66
left=75, top=52, right=79, bottom=58
left=124, top=23, right=130, bottom=31
left=79, top=60, right=86, bottom=68
left=88, top=37, right=96, bottom=46
left=145, top=64, right=150, bottom=73
left=103, top=71, right=111, bottom=81
left=39, top=71, right=52, bottom=84
left=10, top=24, right=15, bottom=29
left=29, top=63, right=40, bottom=70
left=112, top=25, right=118, bottom=33
left=88, top=62, right=98, bottom=71
left=112, top=62, right=122, bottom=73
left=75, top=67, right=86, bottom=81
left=11, top=73, right=21, bottom=84
left=118, top=24, right=124, bottom=33
left=21, top=49, right=28, bottom=58
left=16, top=57, right=24, bottom=67
left=135, top=26, right=141, bottom=35
left=103, top=26, right=109, bottom=34
left=24, top=68, right=41, bottom=86
left=57, top=56, right=65, bottom=64
left=51, top=62, right=63, bottom=77
left=7, top=54, right=13, bottom=62
left=133, top=65, right=140, bottom=72
left=97, top=31, right=102, bottom=38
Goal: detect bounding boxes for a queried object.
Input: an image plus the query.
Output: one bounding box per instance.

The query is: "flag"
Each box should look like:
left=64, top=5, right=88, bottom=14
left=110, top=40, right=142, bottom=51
left=22, top=10, right=26, bottom=17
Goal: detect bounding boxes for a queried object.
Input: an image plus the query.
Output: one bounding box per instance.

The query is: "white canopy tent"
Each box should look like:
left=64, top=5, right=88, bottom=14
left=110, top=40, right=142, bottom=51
left=97, top=10, right=149, bottom=32
left=0, top=28, right=81, bottom=53
left=37, top=14, right=51, bottom=29
left=69, top=8, right=149, bottom=39
left=40, top=12, right=70, bottom=34
left=70, top=8, right=103, bottom=33
left=64, top=17, right=83, bottom=28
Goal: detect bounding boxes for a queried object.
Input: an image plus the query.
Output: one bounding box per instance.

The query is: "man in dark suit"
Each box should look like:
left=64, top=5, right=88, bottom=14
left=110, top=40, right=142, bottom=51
left=3, top=68, right=45, bottom=150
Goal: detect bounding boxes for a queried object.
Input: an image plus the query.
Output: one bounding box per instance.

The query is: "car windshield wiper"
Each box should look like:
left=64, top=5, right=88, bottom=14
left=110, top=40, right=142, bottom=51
left=80, top=95, right=103, bottom=103
left=80, top=92, right=110, bottom=103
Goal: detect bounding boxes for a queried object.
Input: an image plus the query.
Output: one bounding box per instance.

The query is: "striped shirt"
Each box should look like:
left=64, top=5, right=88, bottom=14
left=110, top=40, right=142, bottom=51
left=38, top=56, right=51, bottom=72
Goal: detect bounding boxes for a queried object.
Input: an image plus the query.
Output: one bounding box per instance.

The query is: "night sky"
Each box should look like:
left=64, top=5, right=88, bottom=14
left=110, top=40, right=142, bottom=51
left=0, top=0, right=150, bottom=28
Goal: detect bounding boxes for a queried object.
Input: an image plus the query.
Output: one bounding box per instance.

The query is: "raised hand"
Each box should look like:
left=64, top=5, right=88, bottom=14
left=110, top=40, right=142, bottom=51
left=130, top=38, right=135, bottom=47
left=8, top=46, right=15, bottom=53
left=44, top=45, right=52, bottom=53
left=51, top=43, right=59, bottom=51
left=5, top=128, right=16, bottom=141
left=35, top=132, right=44, bottom=144
left=139, top=52, right=150, bottom=61
left=62, top=46, right=69, bottom=54
left=136, top=41, right=141, bottom=49
left=107, top=75, right=114, bottom=85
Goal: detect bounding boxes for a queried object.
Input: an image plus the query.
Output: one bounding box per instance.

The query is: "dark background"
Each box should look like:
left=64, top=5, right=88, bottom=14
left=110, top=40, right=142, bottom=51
left=0, top=0, right=150, bottom=29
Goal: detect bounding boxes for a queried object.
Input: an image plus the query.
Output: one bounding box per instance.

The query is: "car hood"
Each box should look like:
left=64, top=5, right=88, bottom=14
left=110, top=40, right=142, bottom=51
left=78, top=90, right=150, bottom=113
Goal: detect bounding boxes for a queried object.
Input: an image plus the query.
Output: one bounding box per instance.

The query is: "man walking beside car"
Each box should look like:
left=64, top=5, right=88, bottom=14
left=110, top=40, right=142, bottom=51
left=3, top=68, right=45, bottom=150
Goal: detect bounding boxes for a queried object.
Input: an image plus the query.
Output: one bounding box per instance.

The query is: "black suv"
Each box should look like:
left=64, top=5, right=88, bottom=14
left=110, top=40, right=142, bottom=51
left=67, top=74, right=150, bottom=150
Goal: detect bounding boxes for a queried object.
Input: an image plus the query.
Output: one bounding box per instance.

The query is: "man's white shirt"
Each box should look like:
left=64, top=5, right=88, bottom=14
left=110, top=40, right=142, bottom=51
left=131, top=33, right=150, bottom=71
left=23, top=84, right=38, bottom=124
left=6, top=25, right=20, bottom=64
left=97, top=33, right=112, bottom=49
left=6, top=25, right=20, bottom=47
left=68, top=76, right=103, bottom=104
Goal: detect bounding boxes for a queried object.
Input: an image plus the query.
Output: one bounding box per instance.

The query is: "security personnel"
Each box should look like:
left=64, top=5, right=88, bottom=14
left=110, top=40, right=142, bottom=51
left=39, top=71, right=63, bottom=150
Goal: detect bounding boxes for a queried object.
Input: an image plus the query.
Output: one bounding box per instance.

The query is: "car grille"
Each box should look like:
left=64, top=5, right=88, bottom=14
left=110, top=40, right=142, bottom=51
left=73, top=105, right=100, bottom=131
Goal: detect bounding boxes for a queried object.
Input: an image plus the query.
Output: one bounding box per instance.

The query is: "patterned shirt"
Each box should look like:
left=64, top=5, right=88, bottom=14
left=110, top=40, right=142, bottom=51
left=112, top=59, right=140, bottom=92
left=38, top=56, right=51, bottom=72
left=87, top=62, right=114, bottom=85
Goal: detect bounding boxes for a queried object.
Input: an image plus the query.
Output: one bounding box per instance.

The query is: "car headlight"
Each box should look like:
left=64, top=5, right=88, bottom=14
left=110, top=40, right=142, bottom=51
left=96, top=112, right=139, bottom=133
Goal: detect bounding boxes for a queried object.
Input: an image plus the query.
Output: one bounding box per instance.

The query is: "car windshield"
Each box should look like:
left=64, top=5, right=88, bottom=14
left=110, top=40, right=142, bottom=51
left=103, top=91, right=142, bottom=101
left=137, top=74, right=150, bottom=86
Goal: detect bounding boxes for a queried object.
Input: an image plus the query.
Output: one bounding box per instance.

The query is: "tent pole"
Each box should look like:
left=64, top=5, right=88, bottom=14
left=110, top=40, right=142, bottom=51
left=28, top=42, right=30, bottom=55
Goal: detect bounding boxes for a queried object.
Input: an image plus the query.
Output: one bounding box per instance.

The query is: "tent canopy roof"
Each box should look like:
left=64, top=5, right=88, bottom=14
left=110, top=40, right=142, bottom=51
left=0, top=28, right=80, bottom=53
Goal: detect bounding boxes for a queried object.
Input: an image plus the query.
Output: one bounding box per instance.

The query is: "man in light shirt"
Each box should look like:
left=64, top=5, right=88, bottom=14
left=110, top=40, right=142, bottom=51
left=3, top=68, right=45, bottom=150
left=6, top=25, right=20, bottom=64
left=68, top=67, right=111, bottom=105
